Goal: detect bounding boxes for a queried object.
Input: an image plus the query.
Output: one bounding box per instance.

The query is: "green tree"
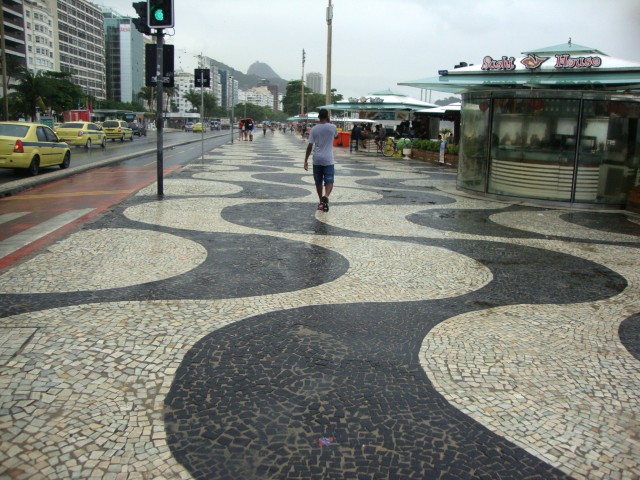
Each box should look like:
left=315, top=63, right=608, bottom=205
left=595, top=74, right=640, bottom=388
left=40, top=71, right=84, bottom=114
left=6, top=68, right=84, bottom=120
left=164, top=86, right=176, bottom=113
left=281, top=80, right=313, bottom=116
left=233, top=102, right=287, bottom=122
left=330, top=88, right=343, bottom=103
left=137, top=86, right=155, bottom=112
left=435, top=96, right=461, bottom=106
left=10, top=68, right=48, bottom=120
left=183, top=89, right=219, bottom=117
left=281, top=81, right=343, bottom=115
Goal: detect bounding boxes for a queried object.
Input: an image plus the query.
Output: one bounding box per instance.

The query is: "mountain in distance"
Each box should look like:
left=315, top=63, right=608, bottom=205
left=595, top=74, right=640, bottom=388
left=247, top=61, right=280, bottom=80
left=208, top=58, right=289, bottom=92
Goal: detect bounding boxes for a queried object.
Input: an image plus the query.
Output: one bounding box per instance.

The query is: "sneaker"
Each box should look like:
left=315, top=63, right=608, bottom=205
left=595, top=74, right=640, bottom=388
left=321, top=196, right=329, bottom=212
left=317, top=203, right=324, bottom=211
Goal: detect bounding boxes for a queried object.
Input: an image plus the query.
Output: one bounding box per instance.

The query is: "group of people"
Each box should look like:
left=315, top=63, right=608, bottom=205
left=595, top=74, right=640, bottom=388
left=237, top=118, right=255, bottom=141
left=350, top=123, right=388, bottom=152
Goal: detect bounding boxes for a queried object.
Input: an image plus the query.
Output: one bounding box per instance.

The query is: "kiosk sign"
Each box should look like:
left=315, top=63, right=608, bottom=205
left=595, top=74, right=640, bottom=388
left=554, top=54, right=602, bottom=69
left=482, top=53, right=603, bottom=71
left=482, top=56, right=516, bottom=71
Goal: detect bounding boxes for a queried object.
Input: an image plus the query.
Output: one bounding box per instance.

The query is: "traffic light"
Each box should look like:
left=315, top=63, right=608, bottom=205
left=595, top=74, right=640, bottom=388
left=132, top=2, right=151, bottom=35
left=148, top=0, right=174, bottom=28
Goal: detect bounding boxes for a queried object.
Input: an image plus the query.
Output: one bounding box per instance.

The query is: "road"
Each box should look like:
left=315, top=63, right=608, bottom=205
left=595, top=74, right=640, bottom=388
left=0, top=128, right=233, bottom=269
left=0, top=128, right=235, bottom=186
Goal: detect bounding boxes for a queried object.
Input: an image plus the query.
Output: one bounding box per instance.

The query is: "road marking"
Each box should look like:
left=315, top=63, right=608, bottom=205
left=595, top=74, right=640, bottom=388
left=0, top=208, right=94, bottom=259
left=1, top=191, right=132, bottom=200
left=0, top=212, right=30, bottom=224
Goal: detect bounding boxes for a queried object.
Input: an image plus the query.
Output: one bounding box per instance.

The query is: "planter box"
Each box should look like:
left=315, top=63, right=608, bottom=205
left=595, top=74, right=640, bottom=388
left=411, top=149, right=458, bottom=168
left=627, top=186, right=640, bottom=213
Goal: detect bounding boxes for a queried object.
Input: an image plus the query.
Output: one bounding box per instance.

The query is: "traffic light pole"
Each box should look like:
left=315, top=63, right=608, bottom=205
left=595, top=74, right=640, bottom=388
left=200, top=69, right=204, bottom=161
left=155, top=29, right=164, bottom=197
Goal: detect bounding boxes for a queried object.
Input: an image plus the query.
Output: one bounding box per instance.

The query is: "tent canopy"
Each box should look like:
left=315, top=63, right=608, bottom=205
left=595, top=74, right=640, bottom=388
left=319, top=91, right=436, bottom=112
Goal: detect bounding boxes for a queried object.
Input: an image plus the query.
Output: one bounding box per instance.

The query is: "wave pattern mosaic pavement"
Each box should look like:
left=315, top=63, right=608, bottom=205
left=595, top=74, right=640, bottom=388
left=0, top=133, right=638, bottom=479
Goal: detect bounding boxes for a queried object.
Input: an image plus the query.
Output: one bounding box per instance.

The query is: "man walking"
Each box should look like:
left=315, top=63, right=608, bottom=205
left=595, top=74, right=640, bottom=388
left=304, top=108, right=338, bottom=212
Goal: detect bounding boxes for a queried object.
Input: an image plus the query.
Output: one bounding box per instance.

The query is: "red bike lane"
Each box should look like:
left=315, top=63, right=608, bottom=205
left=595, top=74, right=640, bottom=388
left=0, top=163, right=181, bottom=270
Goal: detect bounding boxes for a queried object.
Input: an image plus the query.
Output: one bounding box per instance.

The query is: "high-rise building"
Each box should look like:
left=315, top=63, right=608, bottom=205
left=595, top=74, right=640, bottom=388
left=306, top=72, right=323, bottom=95
left=1, top=0, right=27, bottom=73
left=199, top=55, right=222, bottom=108
left=24, top=0, right=59, bottom=73
left=219, top=70, right=238, bottom=111
left=57, top=0, right=106, bottom=100
left=102, top=7, right=144, bottom=104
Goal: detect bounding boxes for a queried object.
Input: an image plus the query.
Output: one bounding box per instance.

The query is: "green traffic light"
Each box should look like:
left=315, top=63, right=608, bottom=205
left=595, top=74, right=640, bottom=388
left=147, top=0, right=173, bottom=27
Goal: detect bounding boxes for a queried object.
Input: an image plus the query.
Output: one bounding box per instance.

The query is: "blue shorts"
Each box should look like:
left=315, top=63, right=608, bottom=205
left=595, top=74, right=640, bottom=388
left=313, top=164, right=335, bottom=186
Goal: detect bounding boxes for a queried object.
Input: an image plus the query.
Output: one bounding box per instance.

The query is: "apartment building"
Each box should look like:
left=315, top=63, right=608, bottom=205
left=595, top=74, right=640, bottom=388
left=24, top=0, right=59, bottom=72
left=238, top=86, right=274, bottom=109
left=1, top=0, right=27, bottom=71
left=57, top=0, right=105, bottom=99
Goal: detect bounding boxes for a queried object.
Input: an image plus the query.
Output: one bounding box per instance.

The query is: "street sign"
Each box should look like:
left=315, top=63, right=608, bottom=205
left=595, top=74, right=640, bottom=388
left=40, top=116, right=54, bottom=129
left=194, top=69, right=210, bottom=88
left=145, top=44, right=175, bottom=87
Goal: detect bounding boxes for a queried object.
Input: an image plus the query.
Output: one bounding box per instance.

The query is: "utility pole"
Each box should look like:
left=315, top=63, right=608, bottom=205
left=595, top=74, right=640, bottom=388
left=199, top=53, right=204, bottom=160
left=229, top=74, right=234, bottom=144
left=301, top=49, right=305, bottom=115
left=325, top=0, right=333, bottom=106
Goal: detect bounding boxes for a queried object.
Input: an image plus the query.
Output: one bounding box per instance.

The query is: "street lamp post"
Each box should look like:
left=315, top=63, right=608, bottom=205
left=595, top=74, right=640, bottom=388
left=229, top=75, right=234, bottom=144
left=301, top=49, right=306, bottom=115
left=325, top=0, right=333, bottom=106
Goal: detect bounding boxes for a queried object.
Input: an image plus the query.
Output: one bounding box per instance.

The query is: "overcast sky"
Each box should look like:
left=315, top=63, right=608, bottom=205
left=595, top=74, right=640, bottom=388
left=100, top=0, right=640, bottom=101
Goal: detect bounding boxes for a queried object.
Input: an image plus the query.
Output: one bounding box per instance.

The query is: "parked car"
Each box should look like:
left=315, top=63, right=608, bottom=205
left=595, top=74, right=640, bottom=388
left=55, top=121, right=107, bottom=149
left=0, top=122, right=71, bottom=176
left=183, top=122, right=194, bottom=132
left=192, top=122, right=206, bottom=133
left=102, top=119, right=133, bottom=142
left=129, top=122, right=147, bottom=137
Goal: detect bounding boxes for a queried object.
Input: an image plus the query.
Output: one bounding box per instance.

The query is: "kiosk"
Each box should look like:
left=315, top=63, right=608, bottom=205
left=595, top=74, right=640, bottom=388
left=400, top=42, right=640, bottom=208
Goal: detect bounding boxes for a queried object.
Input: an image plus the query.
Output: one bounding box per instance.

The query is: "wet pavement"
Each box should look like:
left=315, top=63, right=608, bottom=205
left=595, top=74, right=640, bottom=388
left=0, top=132, right=639, bottom=479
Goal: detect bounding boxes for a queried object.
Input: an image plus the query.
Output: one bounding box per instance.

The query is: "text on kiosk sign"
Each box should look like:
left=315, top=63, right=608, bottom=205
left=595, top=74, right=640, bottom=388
left=481, top=53, right=603, bottom=71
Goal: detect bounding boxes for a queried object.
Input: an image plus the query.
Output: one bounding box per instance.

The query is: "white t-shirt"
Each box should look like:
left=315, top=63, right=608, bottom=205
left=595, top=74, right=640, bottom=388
left=308, top=122, right=338, bottom=166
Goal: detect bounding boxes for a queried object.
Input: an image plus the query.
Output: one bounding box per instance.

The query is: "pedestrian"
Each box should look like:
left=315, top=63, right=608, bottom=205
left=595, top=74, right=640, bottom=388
left=438, top=134, right=447, bottom=165
left=304, top=108, right=338, bottom=212
left=238, top=120, right=245, bottom=140
left=374, top=125, right=386, bottom=153
left=351, top=123, right=362, bottom=152
left=244, top=118, right=254, bottom=141
left=263, top=123, right=267, bottom=136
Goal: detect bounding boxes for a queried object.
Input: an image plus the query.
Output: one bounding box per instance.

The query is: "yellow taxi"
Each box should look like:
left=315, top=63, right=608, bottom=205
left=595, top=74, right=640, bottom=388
left=0, top=121, right=71, bottom=176
left=192, top=122, right=207, bottom=133
left=102, top=119, right=134, bottom=142
left=55, top=121, right=107, bottom=149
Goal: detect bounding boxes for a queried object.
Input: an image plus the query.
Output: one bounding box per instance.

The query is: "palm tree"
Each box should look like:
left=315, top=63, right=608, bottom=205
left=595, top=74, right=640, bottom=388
left=164, top=86, right=176, bottom=113
left=12, top=68, right=48, bottom=120
left=137, top=86, right=155, bottom=112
